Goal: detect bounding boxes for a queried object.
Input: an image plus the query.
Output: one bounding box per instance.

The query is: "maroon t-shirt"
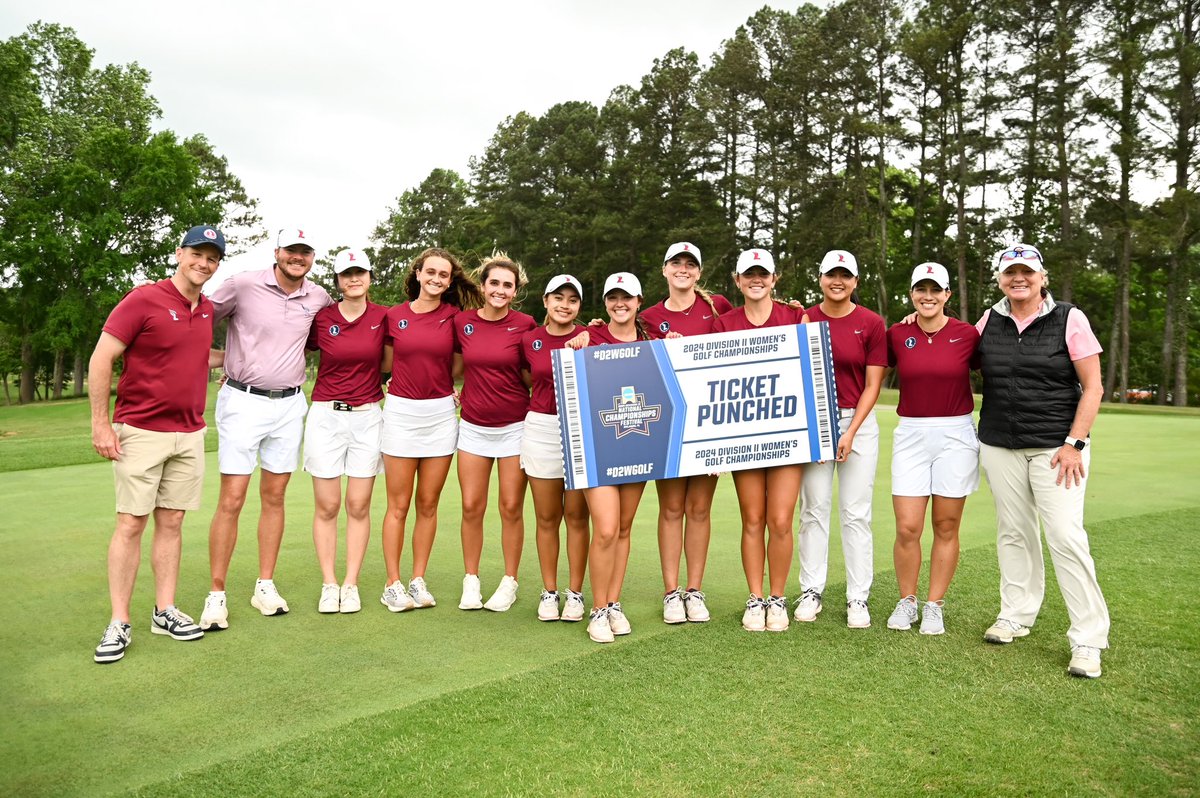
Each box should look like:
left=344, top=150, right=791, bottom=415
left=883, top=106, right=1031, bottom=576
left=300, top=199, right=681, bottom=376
left=385, top=302, right=457, bottom=400
left=520, top=325, right=585, bottom=415
left=455, top=308, right=537, bottom=427
left=102, top=279, right=214, bottom=432
left=641, top=294, right=735, bottom=339
left=804, top=304, right=887, bottom=408
left=887, top=318, right=980, bottom=417
left=712, top=302, right=799, bottom=333
left=307, top=302, right=388, bottom=405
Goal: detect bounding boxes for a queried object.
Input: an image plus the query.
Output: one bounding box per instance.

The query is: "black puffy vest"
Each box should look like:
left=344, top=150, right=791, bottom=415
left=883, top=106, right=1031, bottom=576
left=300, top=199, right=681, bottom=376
left=978, top=300, right=1081, bottom=449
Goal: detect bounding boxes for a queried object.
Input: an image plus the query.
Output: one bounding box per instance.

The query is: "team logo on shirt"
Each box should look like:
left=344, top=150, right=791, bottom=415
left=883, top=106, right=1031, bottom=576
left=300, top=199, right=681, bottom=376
left=329, top=324, right=341, bottom=337
left=532, top=339, right=543, bottom=351
left=463, top=323, right=474, bottom=336
left=598, top=385, right=662, bottom=439
left=659, top=321, right=670, bottom=333
left=168, top=309, right=179, bottom=321
left=398, top=319, right=409, bottom=330
left=904, top=336, right=917, bottom=349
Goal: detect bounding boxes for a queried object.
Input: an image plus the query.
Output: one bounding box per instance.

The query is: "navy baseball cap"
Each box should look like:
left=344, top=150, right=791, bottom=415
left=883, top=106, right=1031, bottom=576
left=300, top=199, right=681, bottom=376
left=180, top=225, right=226, bottom=258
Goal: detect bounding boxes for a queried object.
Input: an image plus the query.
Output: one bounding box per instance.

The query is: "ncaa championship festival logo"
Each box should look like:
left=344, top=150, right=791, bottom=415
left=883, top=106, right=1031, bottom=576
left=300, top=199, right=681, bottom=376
left=598, top=385, right=662, bottom=439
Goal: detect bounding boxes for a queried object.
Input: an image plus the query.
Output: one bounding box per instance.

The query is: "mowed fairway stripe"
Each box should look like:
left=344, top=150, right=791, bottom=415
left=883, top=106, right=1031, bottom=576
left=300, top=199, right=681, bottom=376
left=126, top=509, right=1200, bottom=797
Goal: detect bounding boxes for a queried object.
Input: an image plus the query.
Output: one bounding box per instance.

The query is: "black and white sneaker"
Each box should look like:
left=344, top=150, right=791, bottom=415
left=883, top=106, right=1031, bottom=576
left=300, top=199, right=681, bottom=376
left=94, top=622, right=131, bottom=663
left=151, top=605, right=205, bottom=641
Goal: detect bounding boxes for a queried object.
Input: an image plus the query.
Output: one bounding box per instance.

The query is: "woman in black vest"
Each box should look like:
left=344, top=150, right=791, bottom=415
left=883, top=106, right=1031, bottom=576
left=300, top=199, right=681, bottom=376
left=975, top=243, right=1109, bottom=679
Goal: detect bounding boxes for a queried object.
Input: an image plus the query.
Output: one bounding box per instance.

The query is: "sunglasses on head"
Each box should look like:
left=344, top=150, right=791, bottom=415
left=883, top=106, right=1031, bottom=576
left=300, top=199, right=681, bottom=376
left=999, top=247, right=1042, bottom=262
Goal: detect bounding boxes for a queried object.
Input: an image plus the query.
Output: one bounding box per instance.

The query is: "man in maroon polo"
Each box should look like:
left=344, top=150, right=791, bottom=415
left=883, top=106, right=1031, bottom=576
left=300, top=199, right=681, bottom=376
left=90, top=225, right=225, bottom=663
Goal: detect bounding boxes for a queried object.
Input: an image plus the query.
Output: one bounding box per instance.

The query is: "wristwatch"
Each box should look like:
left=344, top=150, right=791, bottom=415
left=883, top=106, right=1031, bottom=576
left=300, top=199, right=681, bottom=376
left=1064, top=436, right=1087, bottom=451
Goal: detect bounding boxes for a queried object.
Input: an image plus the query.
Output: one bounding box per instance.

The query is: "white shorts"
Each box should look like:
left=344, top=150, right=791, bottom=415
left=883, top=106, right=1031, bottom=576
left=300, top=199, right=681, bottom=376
left=216, top=383, right=307, bottom=475
left=891, top=414, right=980, bottom=498
left=458, top=419, right=524, bottom=459
left=381, top=394, right=458, bottom=458
left=303, top=400, right=383, bottom=479
left=520, top=411, right=565, bottom=480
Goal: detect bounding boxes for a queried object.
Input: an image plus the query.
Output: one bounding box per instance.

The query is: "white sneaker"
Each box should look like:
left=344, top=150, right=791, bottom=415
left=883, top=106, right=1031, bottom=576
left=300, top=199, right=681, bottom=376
left=846, top=599, right=871, bottom=628
left=339, top=584, right=361, bottom=614
left=459, top=574, right=483, bottom=610
left=318, top=583, right=341, bottom=613
left=251, top=579, right=289, bottom=616
left=984, top=618, right=1030, bottom=644
left=484, top=575, right=519, bottom=612
left=537, top=590, right=560, bottom=621
left=663, top=589, right=686, bottom=624
left=607, top=602, right=631, bottom=636
left=765, top=596, right=789, bottom=632
left=1068, top=645, right=1102, bottom=679
left=920, top=600, right=945, bottom=635
left=742, top=596, right=766, bottom=632
left=408, top=577, right=436, bottom=608
left=684, top=589, right=711, bottom=623
left=887, top=596, right=919, bottom=631
left=199, top=591, right=229, bottom=631
left=793, top=589, right=822, bottom=622
left=588, top=607, right=614, bottom=643
left=380, top=580, right=415, bottom=612
left=561, top=590, right=586, bottom=623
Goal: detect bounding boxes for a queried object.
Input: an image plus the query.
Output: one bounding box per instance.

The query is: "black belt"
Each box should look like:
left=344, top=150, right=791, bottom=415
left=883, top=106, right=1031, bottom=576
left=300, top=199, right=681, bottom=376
left=226, top=378, right=302, bottom=399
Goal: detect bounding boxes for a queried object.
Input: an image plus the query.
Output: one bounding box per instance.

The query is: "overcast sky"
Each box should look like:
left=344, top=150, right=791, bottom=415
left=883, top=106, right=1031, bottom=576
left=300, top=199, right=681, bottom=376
left=3, top=1, right=800, bottom=281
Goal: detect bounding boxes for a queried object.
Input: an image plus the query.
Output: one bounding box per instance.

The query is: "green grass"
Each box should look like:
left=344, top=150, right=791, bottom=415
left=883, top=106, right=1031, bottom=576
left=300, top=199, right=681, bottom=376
left=1, top=401, right=1198, bottom=796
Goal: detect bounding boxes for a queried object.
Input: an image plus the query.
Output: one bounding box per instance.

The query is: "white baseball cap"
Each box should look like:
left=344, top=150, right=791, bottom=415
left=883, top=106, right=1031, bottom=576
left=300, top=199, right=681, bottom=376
left=603, top=272, right=643, bottom=297
left=333, top=248, right=371, bottom=274
left=819, top=249, right=858, bottom=276
left=663, top=242, right=702, bottom=266
left=993, top=243, right=1044, bottom=272
left=735, top=248, right=775, bottom=274
left=277, top=228, right=315, bottom=250
left=544, top=274, right=583, bottom=297
left=910, top=262, right=950, bottom=290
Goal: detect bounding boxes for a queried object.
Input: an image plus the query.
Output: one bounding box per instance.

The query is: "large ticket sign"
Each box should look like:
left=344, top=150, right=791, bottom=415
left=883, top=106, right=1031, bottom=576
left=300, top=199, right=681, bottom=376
left=552, top=323, right=839, bottom=490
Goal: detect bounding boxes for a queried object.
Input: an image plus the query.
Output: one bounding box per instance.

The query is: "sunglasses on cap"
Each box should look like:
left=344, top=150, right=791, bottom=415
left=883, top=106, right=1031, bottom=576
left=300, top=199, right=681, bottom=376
left=998, top=247, right=1042, bottom=262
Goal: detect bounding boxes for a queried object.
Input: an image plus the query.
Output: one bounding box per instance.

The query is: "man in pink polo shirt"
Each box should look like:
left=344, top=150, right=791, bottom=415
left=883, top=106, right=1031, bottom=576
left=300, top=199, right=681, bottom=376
left=200, top=228, right=332, bottom=630
left=90, top=225, right=225, bottom=663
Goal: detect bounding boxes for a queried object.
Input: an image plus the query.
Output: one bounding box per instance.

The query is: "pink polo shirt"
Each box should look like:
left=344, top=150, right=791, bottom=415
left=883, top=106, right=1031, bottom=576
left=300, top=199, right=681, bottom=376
left=209, top=267, right=332, bottom=390
left=975, top=304, right=1102, bottom=361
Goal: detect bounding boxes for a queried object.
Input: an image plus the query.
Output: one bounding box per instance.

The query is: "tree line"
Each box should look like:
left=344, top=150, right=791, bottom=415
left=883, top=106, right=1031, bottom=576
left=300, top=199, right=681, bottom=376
left=0, top=23, right=261, bottom=404
left=369, top=0, right=1198, bottom=406
left=3, top=3, right=1197, bottom=406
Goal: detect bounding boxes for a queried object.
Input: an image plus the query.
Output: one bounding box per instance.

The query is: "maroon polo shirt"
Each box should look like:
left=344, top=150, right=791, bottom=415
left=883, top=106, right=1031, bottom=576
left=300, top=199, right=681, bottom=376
left=307, top=302, right=388, bottom=405
left=385, top=302, right=457, bottom=400
left=102, top=279, right=214, bottom=432
left=454, top=309, right=537, bottom=427
left=803, top=304, right=888, bottom=408
left=641, top=294, right=734, bottom=339
left=887, top=318, right=980, bottom=417
left=520, top=325, right=586, bottom=415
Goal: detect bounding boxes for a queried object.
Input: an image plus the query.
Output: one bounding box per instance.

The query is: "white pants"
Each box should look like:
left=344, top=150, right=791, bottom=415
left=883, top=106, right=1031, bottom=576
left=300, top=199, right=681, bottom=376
left=980, top=442, right=1110, bottom=649
left=798, top=409, right=879, bottom=602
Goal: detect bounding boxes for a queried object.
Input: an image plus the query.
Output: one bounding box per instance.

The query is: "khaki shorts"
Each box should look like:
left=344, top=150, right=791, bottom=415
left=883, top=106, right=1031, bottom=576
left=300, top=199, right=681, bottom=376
left=112, top=424, right=206, bottom=515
